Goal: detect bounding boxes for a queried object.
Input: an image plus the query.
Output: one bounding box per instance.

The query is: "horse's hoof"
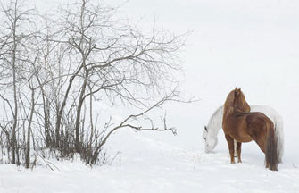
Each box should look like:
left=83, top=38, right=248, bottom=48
left=269, top=164, right=278, bottom=171
left=270, top=167, right=278, bottom=171
left=238, top=160, right=242, bottom=163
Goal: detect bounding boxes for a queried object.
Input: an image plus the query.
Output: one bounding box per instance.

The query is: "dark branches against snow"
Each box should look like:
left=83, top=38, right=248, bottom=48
left=0, top=0, right=189, bottom=167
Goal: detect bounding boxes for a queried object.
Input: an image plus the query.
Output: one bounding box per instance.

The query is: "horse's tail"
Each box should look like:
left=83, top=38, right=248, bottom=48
left=274, top=117, right=284, bottom=163
left=266, top=124, right=278, bottom=171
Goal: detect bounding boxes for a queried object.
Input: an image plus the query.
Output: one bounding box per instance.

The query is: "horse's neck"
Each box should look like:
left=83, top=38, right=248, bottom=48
left=207, top=105, right=224, bottom=138
left=223, top=105, right=235, bottom=120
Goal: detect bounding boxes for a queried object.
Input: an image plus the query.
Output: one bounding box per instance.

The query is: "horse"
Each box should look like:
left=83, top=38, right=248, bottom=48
left=222, top=88, right=278, bottom=171
left=203, top=105, right=284, bottom=163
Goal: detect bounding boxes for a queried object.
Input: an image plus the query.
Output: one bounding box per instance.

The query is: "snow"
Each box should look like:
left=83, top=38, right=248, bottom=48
left=0, top=129, right=298, bottom=193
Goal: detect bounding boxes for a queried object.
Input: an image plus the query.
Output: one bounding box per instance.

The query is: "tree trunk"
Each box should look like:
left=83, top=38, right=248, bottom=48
left=25, top=88, right=35, bottom=168
left=55, top=66, right=83, bottom=147
left=74, top=70, right=88, bottom=152
left=11, top=7, right=18, bottom=164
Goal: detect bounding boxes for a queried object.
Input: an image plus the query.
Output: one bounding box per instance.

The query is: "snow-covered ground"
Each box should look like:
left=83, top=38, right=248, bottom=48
left=0, top=128, right=298, bottom=193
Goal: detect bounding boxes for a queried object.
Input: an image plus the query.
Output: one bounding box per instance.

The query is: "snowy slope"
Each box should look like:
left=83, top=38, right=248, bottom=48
left=0, top=129, right=298, bottom=193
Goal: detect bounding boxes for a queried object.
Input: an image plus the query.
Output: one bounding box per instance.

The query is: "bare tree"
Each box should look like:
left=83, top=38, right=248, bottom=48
left=24, top=86, right=35, bottom=168
left=53, top=0, right=185, bottom=153
left=0, top=0, right=188, bottom=167
left=0, top=0, right=36, bottom=164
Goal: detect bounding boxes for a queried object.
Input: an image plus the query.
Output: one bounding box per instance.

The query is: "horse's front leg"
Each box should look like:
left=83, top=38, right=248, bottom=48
left=225, top=134, right=235, bottom=164
left=237, top=142, right=242, bottom=163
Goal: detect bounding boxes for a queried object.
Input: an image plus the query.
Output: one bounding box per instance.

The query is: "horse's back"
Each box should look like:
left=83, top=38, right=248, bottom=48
left=245, top=112, right=273, bottom=128
left=244, top=112, right=273, bottom=142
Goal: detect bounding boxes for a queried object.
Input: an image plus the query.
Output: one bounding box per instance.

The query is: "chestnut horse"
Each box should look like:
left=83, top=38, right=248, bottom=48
left=222, top=88, right=278, bottom=171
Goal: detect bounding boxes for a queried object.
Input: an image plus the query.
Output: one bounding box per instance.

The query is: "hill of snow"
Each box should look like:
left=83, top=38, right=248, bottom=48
left=0, top=128, right=298, bottom=193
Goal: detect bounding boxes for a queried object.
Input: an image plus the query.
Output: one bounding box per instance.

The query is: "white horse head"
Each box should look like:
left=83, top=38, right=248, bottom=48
left=203, top=125, right=218, bottom=153
left=203, top=106, right=223, bottom=153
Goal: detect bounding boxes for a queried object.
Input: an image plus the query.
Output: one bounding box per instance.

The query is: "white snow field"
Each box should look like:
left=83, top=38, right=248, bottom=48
left=0, top=128, right=299, bottom=193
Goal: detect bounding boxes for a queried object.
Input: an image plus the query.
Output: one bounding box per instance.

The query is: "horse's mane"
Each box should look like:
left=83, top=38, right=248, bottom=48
left=223, top=88, right=250, bottom=116
left=207, top=105, right=223, bottom=130
left=205, top=105, right=223, bottom=139
left=223, top=89, right=238, bottom=116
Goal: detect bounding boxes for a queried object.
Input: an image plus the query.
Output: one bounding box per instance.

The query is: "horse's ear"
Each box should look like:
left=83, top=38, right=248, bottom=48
left=234, top=88, right=239, bottom=96
left=235, top=88, right=241, bottom=96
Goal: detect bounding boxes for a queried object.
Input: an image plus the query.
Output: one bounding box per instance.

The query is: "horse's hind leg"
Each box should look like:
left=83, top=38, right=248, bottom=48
left=225, top=134, right=235, bottom=164
left=237, top=142, right=242, bottom=163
